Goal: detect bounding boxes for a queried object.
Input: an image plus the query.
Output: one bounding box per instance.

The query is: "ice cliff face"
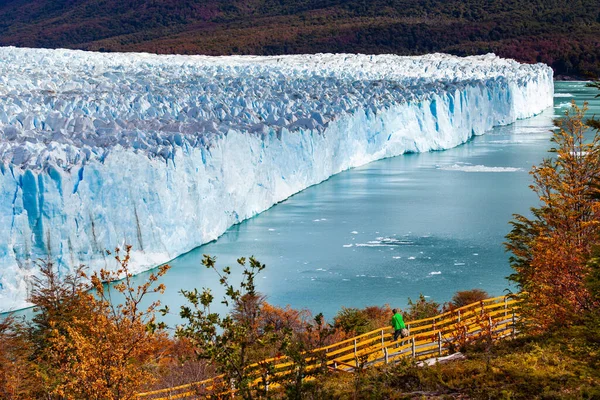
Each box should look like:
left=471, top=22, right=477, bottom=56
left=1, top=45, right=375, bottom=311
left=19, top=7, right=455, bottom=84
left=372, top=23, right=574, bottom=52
left=0, top=48, right=553, bottom=311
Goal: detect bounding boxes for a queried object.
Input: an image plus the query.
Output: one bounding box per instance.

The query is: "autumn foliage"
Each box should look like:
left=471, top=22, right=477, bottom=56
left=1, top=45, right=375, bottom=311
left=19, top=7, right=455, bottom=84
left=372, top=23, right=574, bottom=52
left=0, top=246, right=170, bottom=400
left=506, top=101, right=600, bottom=332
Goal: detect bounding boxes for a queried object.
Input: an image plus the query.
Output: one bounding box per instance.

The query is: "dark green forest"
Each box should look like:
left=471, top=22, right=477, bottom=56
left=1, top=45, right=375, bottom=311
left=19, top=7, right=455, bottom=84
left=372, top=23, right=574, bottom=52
left=0, top=0, right=598, bottom=77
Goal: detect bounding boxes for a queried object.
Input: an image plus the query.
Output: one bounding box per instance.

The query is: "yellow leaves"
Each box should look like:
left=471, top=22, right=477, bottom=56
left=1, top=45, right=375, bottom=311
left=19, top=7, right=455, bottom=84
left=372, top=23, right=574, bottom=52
left=45, top=305, right=165, bottom=398
left=508, top=99, right=600, bottom=332
left=0, top=246, right=172, bottom=399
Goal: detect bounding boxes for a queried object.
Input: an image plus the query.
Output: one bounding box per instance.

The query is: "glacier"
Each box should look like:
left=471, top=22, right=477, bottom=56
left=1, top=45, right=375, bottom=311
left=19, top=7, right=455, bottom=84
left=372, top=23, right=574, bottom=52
left=0, top=47, right=553, bottom=311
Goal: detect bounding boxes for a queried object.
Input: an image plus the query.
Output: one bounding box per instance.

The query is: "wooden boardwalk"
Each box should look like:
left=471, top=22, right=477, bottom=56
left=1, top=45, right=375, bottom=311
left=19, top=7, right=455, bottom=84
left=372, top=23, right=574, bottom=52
left=137, top=295, right=520, bottom=399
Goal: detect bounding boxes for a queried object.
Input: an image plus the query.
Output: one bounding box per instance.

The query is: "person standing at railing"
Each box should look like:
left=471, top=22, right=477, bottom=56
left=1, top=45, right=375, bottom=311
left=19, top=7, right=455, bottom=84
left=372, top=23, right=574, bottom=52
left=391, top=309, right=408, bottom=341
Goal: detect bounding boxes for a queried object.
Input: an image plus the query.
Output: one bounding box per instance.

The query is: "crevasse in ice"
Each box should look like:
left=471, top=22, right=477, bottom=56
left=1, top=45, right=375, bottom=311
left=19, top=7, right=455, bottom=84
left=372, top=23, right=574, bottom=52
left=0, top=47, right=553, bottom=311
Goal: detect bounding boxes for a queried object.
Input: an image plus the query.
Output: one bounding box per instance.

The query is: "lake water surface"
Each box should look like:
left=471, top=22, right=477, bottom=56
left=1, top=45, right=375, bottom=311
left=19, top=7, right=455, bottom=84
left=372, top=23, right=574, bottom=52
left=115, top=82, right=600, bottom=324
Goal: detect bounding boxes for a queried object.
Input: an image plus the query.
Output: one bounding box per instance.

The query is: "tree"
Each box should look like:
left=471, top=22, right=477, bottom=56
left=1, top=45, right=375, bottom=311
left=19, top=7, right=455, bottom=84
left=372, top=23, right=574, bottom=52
left=23, top=246, right=170, bottom=399
left=176, top=255, right=348, bottom=399
left=506, top=102, right=600, bottom=332
left=176, top=255, right=281, bottom=399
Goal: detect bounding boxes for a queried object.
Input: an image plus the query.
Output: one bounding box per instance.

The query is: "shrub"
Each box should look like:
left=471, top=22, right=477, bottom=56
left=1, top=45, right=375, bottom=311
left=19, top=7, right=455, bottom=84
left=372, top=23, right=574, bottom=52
left=333, top=307, right=373, bottom=335
left=404, top=294, right=440, bottom=321
left=450, top=289, right=489, bottom=308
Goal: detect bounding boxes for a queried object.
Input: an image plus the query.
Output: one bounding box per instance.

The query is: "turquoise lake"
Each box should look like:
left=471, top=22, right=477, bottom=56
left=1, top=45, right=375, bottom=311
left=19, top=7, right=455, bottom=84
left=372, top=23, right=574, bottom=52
left=91, top=81, right=600, bottom=324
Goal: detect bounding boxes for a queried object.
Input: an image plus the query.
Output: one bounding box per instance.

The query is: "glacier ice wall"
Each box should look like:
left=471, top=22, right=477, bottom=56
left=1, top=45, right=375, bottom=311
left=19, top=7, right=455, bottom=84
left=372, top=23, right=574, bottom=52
left=0, top=48, right=553, bottom=311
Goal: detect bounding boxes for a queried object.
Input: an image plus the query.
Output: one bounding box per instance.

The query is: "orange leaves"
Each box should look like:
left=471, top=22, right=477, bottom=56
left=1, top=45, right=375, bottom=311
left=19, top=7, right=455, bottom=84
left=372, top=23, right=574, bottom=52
left=44, top=307, right=169, bottom=399
left=258, top=302, right=311, bottom=334
left=0, top=246, right=172, bottom=399
left=0, top=317, right=33, bottom=399
left=507, top=101, right=600, bottom=333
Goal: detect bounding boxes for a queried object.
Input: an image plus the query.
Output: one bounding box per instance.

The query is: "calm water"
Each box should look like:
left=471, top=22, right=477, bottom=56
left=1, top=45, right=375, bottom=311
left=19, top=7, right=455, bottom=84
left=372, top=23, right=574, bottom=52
left=132, top=81, right=599, bottom=325
left=15, top=82, right=597, bottom=325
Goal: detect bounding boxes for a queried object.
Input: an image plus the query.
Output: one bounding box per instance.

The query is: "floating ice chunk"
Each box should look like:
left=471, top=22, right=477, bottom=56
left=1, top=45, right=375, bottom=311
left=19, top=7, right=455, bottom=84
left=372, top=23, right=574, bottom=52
left=440, top=164, right=522, bottom=172
left=554, top=93, right=574, bottom=97
left=357, top=237, right=413, bottom=247
left=343, top=244, right=353, bottom=248
left=555, top=102, right=573, bottom=109
left=429, top=271, right=441, bottom=275
left=408, top=256, right=416, bottom=260
left=351, top=231, right=358, bottom=234
left=454, top=262, right=465, bottom=266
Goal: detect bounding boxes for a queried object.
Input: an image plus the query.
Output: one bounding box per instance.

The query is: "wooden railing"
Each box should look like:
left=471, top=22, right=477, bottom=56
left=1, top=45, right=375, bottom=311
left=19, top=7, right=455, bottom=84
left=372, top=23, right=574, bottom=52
left=137, top=294, right=520, bottom=399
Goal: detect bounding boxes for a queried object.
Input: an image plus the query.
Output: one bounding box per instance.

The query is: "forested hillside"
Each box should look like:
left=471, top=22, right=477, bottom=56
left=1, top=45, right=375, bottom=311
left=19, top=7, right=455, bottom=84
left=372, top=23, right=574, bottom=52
left=0, top=0, right=598, bottom=77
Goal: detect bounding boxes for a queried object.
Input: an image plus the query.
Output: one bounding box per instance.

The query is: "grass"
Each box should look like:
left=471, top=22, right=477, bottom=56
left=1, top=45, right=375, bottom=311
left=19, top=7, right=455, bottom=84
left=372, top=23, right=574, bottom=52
left=286, top=329, right=600, bottom=399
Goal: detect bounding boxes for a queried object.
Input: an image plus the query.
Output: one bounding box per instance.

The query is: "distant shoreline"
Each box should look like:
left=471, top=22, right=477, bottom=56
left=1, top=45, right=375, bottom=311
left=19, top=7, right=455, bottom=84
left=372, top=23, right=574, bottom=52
left=555, top=74, right=591, bottom=81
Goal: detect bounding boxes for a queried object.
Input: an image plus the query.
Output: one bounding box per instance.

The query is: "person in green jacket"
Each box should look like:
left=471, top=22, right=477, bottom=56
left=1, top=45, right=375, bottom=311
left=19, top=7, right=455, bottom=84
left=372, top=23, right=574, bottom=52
left=391, top=309, right=406, bottom=341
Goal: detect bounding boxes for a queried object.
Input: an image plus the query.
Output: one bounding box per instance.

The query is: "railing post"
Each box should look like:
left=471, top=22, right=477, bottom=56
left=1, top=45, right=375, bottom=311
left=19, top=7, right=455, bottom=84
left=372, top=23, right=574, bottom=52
left=333, top=361, right=338, bottom=370
left=265, top=373, right=269, bottom=393
left=230, top=378, right=235, bottom=399
left=504, top=297, right=508, bottom=317
left=354, top=339, right=358, bottom=368
left=438, top=331, right=442, bottom=356
left=406, top=324, right=410, bottom=335
left=457, top=310, right=461, bottom=323
left=411, top=337, right=416, bottom=358
left=381, top=329, right=385, bottom=349
left=512, top=310, right=516, bottom=338
left=384, top=347, right=389, bottom=364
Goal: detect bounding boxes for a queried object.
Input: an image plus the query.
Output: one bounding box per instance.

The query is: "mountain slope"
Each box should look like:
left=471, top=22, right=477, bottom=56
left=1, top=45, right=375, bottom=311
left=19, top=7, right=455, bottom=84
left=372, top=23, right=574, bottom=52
left=0, top=0, right=598, bottom=76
